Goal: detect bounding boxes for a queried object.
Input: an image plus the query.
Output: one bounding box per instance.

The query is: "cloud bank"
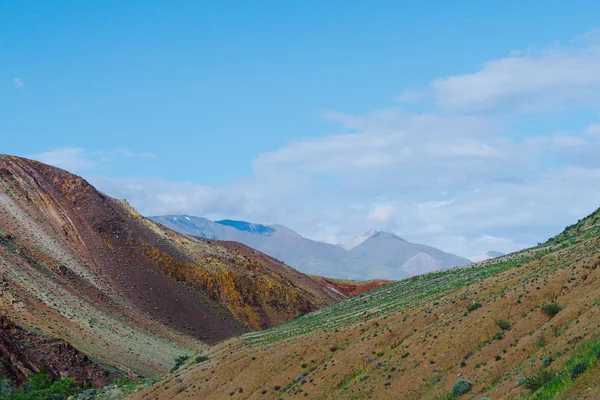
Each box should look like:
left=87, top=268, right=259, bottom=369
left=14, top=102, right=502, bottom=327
left=32, top=30, right=600, bottom=260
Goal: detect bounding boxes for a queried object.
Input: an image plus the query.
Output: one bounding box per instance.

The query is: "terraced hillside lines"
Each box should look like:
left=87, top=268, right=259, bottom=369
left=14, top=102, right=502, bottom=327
left=243, top=256, right=529, bottom=345
left=0, top=154, right=338, bottom=380
left=130, top=209, right=600, bottom=399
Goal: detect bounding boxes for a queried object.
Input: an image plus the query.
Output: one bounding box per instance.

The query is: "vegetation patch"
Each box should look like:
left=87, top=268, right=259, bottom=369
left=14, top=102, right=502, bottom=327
left=497, top=319, right=512, bottom=331
left=451, top=379, right=472, bottom=396
left=541, top=302, right=563, bottom=317
left=466, top=301, right=482, bottom=312
left=0, top=368, right=80, bottom=400
left=528, top=336, right=600, bottom=399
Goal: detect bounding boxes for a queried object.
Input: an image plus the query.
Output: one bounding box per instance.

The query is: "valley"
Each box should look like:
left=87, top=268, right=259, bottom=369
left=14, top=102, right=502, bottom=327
left=1, top=155, right=600, bottom=399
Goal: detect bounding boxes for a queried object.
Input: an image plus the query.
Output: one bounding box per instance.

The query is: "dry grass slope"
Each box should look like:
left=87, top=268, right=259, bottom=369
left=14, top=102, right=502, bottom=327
left=130, top=207, right=600, bottom=399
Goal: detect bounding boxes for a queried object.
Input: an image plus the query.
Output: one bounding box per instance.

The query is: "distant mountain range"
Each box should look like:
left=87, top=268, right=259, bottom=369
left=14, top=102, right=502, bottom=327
left=149, top=215, right=472, bottom=280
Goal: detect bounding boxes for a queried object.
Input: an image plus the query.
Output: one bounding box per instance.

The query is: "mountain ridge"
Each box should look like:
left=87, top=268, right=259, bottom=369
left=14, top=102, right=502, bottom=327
left=149, top=215, right=471, bottom=279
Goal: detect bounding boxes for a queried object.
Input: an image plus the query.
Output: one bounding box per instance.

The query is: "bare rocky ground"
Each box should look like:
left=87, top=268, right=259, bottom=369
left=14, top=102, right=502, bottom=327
left=0, top=155, right=341, bottom=389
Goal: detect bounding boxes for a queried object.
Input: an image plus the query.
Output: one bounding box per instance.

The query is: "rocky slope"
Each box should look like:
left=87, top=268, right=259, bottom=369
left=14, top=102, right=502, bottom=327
left=150, top=215, right=471, bottom=279
left=0, top=316, right=120, bottom=388
left=309, top=276, right=392, bottom=297
left=132, top=208, right=600, bottom=399
left=0, top=155, right=339, bottom=380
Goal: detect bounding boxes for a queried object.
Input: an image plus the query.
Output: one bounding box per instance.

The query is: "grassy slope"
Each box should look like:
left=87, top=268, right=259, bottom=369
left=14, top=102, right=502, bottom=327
left=130, top=207, right=600, bottom=399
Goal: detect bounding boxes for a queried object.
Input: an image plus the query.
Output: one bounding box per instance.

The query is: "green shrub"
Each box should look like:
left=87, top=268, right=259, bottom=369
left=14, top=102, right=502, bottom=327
left=194, top=355, right=209, bottom=364
left=451, top=379, right=472, bottom=396
left=542, top=357, right=553, bottom=367
left=171, top=355, right=190, bottom=371
left=497, top=319, right=512, bottom=331
left=0, top=379, right=13, bottom=397
left=571, top=362, right=587, bottom=379
left=26, top=364, right=53, bottom=392
left=541, top=302, right=563, bottom=317
left=466, top=302, right=482, bottom=312
left=517, top=377, right=527, bottom=386
left=7, top=373, right=80, bottom=400
left=536, top=335, right=547, bottom=348
left=523, top=369, right=555, bottom=391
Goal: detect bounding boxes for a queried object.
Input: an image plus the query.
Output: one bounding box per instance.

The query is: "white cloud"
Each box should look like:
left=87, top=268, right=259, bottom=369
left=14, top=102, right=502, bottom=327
left=393, top=89, right=426, bottom=103
left=27, top=147, right=158, bottom=174
left=28, top=147, right=94, bottom=172
left=139, top=152, right=157, bottom=159
left=30, top=29, right=600, bottom=261
left=368, top=203, right=397, bottom=224
left=586, top=123, right=600, bottom=137
left=395, top=34, right=600, bottom=113
left=12, top=77, right=24, bottom=88
left=90, top=176, right=246, bottom=217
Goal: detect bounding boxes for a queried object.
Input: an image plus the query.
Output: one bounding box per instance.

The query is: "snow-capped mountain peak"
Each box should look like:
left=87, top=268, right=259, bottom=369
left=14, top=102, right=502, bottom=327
left=339, top=229, right=378, bottom=250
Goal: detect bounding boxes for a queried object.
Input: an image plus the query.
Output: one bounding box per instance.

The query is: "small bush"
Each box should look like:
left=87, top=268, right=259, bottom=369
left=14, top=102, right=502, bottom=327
left=536, top=335, right=547, bottom=348
left=466, top=302, right=482, bottom=312
left=542, top=357, right=553, bottom=368
left=517, top=377, right=527, bottom=386
left=541, top=303, right=563, bottom=317
left=194, top=355, right=209, bottom=364
left=172, top=355, right=190, bottom=371
left=451, top=379, right=472, bottom=396
left=571, top=362, right=587, bottom=379
left=497, top=319, right=512, bottom=331
left=8, top=371, right=80, bottom=400
left=523, top=369, right=555, bottom=391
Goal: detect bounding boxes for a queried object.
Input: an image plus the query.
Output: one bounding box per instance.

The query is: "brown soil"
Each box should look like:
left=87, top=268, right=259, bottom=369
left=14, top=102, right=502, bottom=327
left=311, top=276, right=393, bottom=297
left=131, top=236, right=600, bottom=399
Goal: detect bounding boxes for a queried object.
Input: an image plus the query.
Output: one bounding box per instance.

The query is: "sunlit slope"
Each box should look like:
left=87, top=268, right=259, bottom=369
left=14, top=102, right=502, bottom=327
left=132, top=207, right=600, bottom=399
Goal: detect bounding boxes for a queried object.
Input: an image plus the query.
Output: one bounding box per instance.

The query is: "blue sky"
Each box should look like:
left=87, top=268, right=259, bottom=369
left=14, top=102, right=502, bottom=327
left=4, top=1, right=600, bottom=259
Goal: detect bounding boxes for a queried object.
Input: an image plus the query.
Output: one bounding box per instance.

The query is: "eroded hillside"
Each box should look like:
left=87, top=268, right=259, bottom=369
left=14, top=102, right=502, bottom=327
left=0, top=155, right=339, bottom=380
left=309, top=276, right=393, bottom=297
left=131, top=208, right=600, bottom=399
